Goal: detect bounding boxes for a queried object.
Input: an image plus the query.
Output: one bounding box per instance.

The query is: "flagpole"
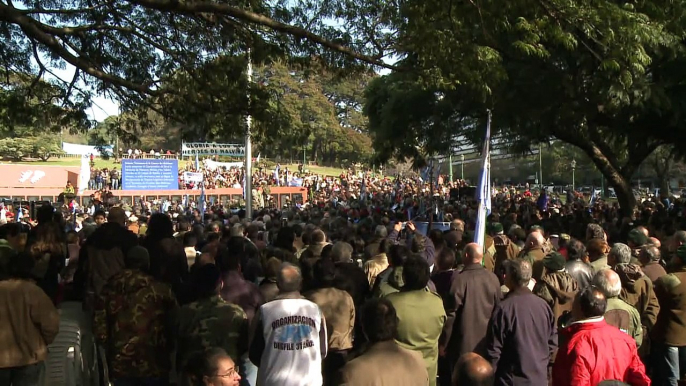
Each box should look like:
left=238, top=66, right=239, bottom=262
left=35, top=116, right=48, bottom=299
left=245, top=48, right=253, bottom=219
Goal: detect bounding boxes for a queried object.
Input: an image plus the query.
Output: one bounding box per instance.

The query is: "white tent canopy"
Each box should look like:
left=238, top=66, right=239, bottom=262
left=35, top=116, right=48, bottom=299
left=62, top=142, right=113, bottom=156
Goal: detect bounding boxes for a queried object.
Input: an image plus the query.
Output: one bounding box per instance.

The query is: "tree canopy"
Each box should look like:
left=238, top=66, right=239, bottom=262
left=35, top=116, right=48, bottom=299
left=364, top=0, right=686, bottom=214
left=0, top=0, right=395, bottom=128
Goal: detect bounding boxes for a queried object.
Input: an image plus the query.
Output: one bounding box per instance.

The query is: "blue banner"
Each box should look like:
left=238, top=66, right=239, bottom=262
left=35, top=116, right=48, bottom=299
left=122, top=159, right=179, bottom=190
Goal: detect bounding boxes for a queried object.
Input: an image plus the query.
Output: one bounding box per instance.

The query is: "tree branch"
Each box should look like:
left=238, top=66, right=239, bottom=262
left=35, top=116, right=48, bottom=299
left=0, top=2, right=157, bottom=96
left=125, top=0, right=399, bottom=70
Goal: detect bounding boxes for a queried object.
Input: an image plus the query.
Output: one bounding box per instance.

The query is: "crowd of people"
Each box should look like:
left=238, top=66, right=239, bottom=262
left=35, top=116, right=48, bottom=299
left=3, top=174, right=686, bottom=386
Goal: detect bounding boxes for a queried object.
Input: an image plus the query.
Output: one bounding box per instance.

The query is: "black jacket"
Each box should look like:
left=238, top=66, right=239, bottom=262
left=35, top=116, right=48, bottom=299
left=565, top=259, right=594, bottom=290
left=73, top=223, right=138, bottom=301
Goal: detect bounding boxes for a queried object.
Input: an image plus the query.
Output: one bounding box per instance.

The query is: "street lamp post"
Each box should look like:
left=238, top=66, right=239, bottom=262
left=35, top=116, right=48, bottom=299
left=571, top=159, right=577, bottom=192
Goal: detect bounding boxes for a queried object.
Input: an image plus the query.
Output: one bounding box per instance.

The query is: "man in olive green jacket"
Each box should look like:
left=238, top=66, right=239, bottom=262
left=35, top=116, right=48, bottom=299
left=386, top=256, right=446, bottom=386
left=593, top=269, right=643, bottom=348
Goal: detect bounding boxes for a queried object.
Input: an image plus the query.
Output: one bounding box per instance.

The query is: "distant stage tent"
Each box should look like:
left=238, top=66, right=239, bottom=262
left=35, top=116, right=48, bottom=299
left=62, top=143, right=113, bottom=156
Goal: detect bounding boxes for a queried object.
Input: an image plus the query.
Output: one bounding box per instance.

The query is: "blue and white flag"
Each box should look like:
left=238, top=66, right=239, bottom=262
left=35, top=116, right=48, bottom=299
left=196, top=154, right=205, bottom=222
left=473, top=111, right=492, bottom=256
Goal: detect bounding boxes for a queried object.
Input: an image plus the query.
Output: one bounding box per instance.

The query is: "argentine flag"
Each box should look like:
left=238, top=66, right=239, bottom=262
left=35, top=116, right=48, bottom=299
left=473, top=111, right=492, bottom=257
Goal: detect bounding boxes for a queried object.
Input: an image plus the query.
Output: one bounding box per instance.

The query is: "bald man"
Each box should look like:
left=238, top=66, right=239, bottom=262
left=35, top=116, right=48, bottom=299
left=649, top=237, right=661, bottom=249
left=249, top=263, right=328, bottom=386
left=453, top=352, right=494, bottom=386
left=440, top=243, right=501, bottom=384
left=519, top=232, right=547, bottom=281
left=637, top=226, right=649, bottom=238
left=592, top=269, right=643, bottom=348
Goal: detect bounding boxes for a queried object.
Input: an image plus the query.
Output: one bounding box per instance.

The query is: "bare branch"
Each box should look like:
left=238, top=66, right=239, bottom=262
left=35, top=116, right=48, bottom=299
left=65, top=68, right=79, bottom=103
left=29, top=40, right=46, bottom=93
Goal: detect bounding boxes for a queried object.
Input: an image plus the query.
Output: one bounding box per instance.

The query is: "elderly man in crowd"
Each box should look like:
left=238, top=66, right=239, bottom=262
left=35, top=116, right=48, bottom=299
left=592, top=269, right=643, bottom=348
left=609, top=243, right=660, bottom=359
left=639, top=244, right=667, bottom=283
left=518, top=232, right=547, bottom=281
left=250, top=263, right=328, bottom=386
left=652, top=245, right=686, bottom=385
left=486, top=259, right=555, bottom=386
left=452, top=353, right=494, bottom=386
left=565, top=239, right=594, bottom=290
left=441, top=243, right=501, bottom=386
left=553, top=287, right=650, bottom=386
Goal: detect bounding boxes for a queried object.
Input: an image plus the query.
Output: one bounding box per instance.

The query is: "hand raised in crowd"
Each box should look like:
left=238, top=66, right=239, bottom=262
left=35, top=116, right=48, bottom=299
left=393, top=221, right=403, bottom=233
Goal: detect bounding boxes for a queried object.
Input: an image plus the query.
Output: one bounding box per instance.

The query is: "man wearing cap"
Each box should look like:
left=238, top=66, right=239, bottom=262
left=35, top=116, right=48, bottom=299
left=651, top=245, right=686, bottom=385
left=627, top=228, right=648, bottom=263
left=482, top=223, right=503, bottom=273
left=94, top=246, right=177, bottom=384
left=493, top=234, right=520, bottom=277
left=533, top=252, right=579, bottom=329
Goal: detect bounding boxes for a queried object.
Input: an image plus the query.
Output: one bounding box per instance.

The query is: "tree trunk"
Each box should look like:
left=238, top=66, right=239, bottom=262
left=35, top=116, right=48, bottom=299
left=311, top=140, right=320, bottom=163
left=585, top=144, right=637, bottom=218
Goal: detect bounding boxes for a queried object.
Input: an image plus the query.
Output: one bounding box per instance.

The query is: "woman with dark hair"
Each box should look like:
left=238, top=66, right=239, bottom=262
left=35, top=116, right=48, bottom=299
left=182, top=348, right=241, bottom=386
left=142, top=213, right=188, bottom=299
left=26, top=221, right=66, bottom=303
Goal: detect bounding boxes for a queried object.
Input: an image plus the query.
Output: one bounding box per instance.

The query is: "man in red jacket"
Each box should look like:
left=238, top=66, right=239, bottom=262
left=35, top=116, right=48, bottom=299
left=553, top=286, right=650, bottom=386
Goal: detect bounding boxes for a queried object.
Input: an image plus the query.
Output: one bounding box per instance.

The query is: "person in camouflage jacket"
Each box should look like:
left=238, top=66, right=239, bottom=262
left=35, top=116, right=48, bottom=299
left=173, top=263, right=249, bottom=370
left=94, top=246, right=178, bottom=382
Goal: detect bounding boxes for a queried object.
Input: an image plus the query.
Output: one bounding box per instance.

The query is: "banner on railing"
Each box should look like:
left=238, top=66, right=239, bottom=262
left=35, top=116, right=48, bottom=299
left=183, top=172, right=204, bottom=183
left=181, top=142, right=245, bottom=156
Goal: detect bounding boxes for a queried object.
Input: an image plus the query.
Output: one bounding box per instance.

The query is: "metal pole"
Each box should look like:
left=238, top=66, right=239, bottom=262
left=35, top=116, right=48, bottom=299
left=245, top=49, right=253, bottom=219
left=572, top=168, right=575, bottom=191
left=303, top=144, right=306, bottom=166
left=449, top=154, right=453, bottom=182
left=539, top=143, right=543, bottom=187
left=461, top=154, right=464, bottom=180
